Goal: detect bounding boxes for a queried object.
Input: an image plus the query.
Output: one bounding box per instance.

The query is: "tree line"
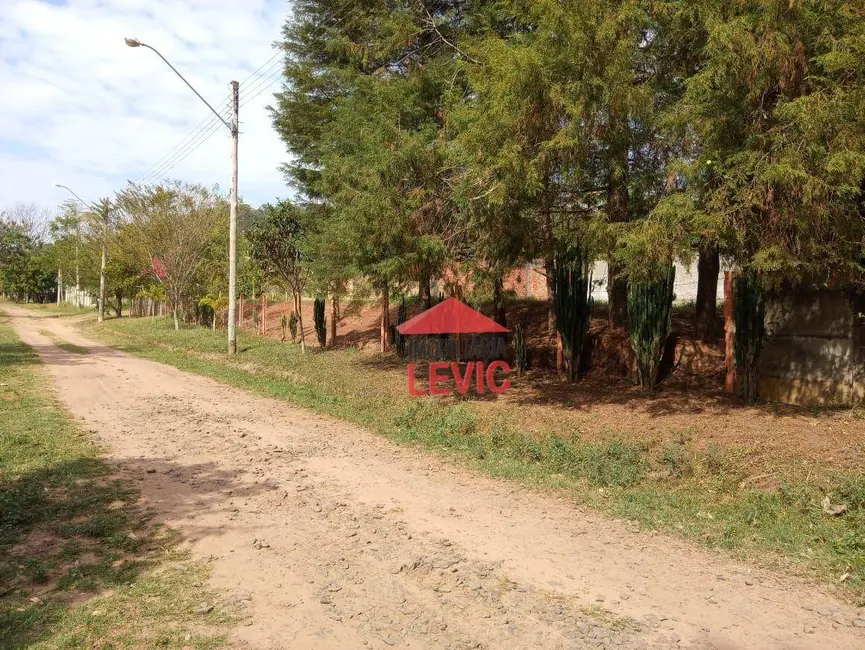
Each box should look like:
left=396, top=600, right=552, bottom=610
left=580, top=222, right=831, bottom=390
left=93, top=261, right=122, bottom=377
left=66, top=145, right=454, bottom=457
left=3, top=1, right=864, bottom=399
left=269, top=0, right=865, bottom=393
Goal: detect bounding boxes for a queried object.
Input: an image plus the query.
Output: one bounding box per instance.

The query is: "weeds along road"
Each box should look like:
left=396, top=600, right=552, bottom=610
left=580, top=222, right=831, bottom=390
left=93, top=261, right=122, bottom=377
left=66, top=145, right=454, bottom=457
left=6, top=305, right=864, bottom=650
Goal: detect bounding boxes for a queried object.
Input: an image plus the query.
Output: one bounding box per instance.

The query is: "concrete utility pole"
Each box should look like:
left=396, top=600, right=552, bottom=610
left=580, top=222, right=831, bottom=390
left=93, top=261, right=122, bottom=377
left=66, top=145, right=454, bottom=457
left=228, top=80, right=239, bottom=354
left=97, top=200, right=109, bottom=323
left=126, top=37, right=240, bottom=355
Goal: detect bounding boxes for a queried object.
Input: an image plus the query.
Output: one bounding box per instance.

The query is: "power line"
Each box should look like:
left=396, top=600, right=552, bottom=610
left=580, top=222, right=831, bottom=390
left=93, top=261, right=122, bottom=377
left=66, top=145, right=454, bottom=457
left=140, top=102, right=231, bottom=182
left=238, top=58, right=284, bottom=106
left=142, top=117, right=226, bottom=183
left=137, top=3, right=359, bottom=183
left=139, top=49, right=287, bottom=181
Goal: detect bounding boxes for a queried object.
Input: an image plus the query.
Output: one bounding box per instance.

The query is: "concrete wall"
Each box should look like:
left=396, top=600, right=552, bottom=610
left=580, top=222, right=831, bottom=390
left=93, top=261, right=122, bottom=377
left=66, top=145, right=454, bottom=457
left=503, top=259, right=728, bottom=306
left=759, top=290, right=864, bottom=407
left=62, top=284, right=94, bottom=308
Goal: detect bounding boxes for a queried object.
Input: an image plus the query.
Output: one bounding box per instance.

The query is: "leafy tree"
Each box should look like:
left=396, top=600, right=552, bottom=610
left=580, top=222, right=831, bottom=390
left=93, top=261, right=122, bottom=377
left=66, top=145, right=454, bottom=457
left=48, top=201, right=87, bottom=303
left=0, top=203, right=55, bottom=302
left=247, top=200, right=309, bottom=352
left=677, top=1, right=865, bottom=288
left=136, top=284, right=168, bottom=319
left=199, top=294, right=230, bottom=331
left=115, top=182, right=226, bottom=330
left=272, top=0, right=478, bottom=349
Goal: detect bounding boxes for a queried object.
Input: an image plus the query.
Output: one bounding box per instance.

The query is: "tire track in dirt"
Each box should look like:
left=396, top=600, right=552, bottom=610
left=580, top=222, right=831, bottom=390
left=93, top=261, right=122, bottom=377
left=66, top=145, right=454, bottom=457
left=5, top=306, right=864, bottom=650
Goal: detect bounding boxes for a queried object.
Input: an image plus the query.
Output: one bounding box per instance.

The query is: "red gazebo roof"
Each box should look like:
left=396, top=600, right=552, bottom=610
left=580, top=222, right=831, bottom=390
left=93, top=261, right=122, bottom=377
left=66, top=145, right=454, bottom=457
left=396, top=298, right=508, bottom=336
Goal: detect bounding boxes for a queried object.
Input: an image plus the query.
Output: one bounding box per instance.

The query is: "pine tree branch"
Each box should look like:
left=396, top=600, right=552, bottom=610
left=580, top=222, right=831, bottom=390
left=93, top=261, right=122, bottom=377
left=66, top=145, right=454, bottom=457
left=417, top=2, right=480, bottom=66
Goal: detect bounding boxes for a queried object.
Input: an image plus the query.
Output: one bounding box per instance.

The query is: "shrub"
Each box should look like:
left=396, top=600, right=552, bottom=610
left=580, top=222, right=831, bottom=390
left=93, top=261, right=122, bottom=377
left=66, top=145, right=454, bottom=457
left=734, top=270, right=766, bottom=402
left=288, top=311, right=298, bottom=343
left=554, top=247, right=593, bottom=382
left=512, top=323, right=528, bottom=376
left=701, top=442, right=729, bottom=476
left=313, top=298, right=327, bottom=347
left=628, top=265, right=675, bottom=392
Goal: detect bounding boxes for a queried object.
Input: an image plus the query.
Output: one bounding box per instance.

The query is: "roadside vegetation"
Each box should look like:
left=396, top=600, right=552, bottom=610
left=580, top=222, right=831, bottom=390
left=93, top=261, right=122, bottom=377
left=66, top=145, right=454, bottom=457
left=0, top=312, right=230, bottom=649
left=83, top=314, right=865, bottom=605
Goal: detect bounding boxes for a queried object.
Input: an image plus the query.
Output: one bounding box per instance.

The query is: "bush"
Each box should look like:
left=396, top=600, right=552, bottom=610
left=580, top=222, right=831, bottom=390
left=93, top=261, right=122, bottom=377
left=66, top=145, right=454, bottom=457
left=512, top=323, right=528, bottom=376
left=544, top=436, right=648, bottom=487
left=628, top=265, right=675, bottom=392
left=313, top=298, right=327, bottom=347
left=288, top=311, right=298, bottom=343
left=434, top=405, right=476, bottom=438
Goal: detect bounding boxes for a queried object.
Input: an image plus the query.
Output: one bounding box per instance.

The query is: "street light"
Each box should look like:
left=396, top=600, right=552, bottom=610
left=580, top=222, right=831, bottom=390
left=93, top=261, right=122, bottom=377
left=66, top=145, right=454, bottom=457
left=55, top=184, right=107, bottom=322
left=126, top=37, right=240, bottom=355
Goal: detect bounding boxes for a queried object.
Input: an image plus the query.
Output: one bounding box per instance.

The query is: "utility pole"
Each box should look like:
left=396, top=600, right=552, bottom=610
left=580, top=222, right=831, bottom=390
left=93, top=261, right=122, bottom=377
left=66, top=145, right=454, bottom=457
left=98, top=200, right=108, bottom=323
left=228, top=80, right=239, bottom=355
left=126, top=38, right=240, bottom=355
left=57, top=268, right=62, bottom=306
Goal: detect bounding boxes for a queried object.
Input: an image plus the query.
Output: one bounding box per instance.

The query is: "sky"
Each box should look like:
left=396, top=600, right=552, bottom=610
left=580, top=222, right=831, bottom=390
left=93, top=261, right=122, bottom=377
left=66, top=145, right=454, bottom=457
left=0, top=0, right=293, bottom=213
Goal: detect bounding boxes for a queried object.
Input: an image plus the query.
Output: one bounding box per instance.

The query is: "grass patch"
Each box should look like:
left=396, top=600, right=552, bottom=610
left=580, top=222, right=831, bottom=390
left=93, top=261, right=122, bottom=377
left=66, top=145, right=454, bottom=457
left=0, top=315, right=230, bottom=649
left=81, top=316, right=865, bottom=603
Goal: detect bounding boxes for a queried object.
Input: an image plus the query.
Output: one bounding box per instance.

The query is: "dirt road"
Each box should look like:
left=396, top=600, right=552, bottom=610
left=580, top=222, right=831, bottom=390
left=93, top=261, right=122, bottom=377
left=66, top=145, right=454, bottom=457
left=6, top=305, right=864, bottom=650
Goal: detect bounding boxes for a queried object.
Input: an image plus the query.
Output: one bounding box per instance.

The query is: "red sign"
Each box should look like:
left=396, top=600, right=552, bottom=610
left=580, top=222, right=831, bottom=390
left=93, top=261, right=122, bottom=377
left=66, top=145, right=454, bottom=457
left=398, top=299, right=512, bottom=396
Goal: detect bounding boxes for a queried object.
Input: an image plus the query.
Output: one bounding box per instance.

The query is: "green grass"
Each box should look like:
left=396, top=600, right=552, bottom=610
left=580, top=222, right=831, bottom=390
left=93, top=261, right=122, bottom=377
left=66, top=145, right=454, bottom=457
left=0, top=313, right=230, bottom=649
left=81, top=316, right=865, bottom=603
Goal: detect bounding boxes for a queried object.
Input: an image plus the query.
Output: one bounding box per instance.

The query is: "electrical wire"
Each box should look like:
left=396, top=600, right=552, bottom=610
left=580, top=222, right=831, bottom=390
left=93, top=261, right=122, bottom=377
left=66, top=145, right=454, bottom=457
left=138, top=3, right=359, bottom=183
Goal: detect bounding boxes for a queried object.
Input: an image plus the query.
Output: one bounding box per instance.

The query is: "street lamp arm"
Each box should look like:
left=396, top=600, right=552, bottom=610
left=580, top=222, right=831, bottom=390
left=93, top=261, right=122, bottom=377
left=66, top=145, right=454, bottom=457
left=133, top=40, right=232, bottom=132
left=55, top=184, right=93, bottom=210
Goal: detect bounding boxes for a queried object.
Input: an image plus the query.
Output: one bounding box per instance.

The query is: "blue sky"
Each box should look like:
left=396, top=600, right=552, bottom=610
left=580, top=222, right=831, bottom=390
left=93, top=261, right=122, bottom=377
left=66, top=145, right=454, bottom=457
left=0, top=0, right=292, bottom=212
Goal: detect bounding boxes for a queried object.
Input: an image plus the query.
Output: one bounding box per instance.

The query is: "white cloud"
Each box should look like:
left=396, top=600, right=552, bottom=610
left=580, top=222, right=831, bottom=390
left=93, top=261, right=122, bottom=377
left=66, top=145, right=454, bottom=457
left=0, top=0, right=294, bottom=210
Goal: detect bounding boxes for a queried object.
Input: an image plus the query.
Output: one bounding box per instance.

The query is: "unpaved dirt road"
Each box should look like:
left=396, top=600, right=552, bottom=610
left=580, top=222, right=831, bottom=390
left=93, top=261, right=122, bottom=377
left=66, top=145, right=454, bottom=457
left=6, top=306, right=865, bottom=650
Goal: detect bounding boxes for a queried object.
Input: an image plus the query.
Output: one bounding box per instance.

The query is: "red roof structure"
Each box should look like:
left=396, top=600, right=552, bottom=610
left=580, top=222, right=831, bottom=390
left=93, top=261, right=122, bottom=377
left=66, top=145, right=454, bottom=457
left=396, top=298, right=508, bottom=335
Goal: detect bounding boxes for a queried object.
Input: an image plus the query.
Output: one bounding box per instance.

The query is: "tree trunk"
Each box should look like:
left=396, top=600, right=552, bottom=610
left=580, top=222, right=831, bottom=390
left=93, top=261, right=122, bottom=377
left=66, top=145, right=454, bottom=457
left=380, top=281, right=390, bottom=353
left=212, top=313, right=217, bottom=331
left=330, top=297, right=338, bottom=347
left=606, top=128, right=630, bottom=329
left=173, top=305, right=180, bottom=331
left=420, top=270, right=432, bottom=310
left=114, top=289, right=123, bottom=318
left=695, top=244, right=721, bottom=341
left=607, top=264, right=628, bottom=329
left=724, top=272, right=735, bottom=394
left=295, top=292, right=306, bottom=353
left=556, top=331, right=564, bottom=378
left=544, top=257, right=556, bottom=337
left=492, top=276, right=506, bottom=327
